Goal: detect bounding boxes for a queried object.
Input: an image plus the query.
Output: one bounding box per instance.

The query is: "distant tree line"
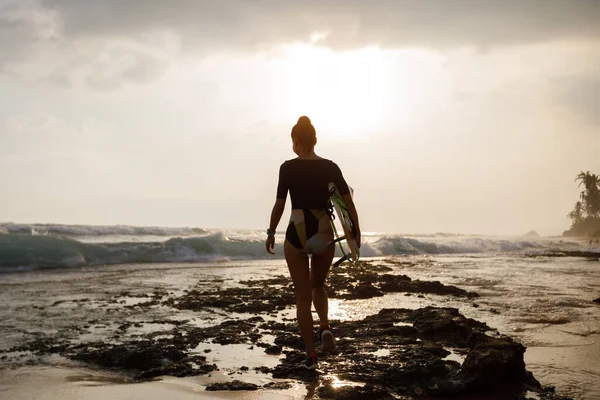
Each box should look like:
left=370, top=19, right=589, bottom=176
left=564, top=171, right=600, bottom=237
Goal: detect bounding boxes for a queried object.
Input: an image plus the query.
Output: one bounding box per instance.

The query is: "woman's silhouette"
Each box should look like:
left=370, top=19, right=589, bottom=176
left=266, top=116, right=361, bottom=369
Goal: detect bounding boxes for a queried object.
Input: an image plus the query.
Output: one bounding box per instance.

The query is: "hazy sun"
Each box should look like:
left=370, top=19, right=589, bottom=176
left=275, top=44, right=394, bottom=140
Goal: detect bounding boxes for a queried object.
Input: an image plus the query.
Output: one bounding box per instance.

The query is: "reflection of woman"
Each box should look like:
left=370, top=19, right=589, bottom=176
left=265, top=116, right=361, bottom=370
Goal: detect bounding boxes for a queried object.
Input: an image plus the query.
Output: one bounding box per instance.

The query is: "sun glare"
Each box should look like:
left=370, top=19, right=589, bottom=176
left=275, top=44, right=394, bottom=140
left=273, top=43, right=442, bottom=141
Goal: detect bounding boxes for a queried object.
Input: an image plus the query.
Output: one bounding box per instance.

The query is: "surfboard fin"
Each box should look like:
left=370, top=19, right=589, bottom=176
left=333, top=253, right=353, bottom=268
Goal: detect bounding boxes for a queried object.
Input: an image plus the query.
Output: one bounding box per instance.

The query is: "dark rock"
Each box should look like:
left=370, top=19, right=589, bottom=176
left=68, top=340, right=216, bottom=379
left=168, top=286, right=296, bottom=314
left=335, top=282, right=384, bottom=299
left=254, top=366, right=272, bottom=374
left=274, top=333, right=305, bottom=350
left=593, top=298, right=600, bottom=304
left=527, top=250, right=600, bottom=259
left=267, top=304, right=555, bottom=398
left=118, top=323, right=131, bottom=331
left=262, top=381, right=293, bottom=390
left=459, top=332, right=527, bottom=391
left=265, top=345, right=283, bottom=355
left=318, top=381, right=395, bottom=399
left=272, top=351, right=318, bottom=381
left=328, top=261, right=478, bottom=299
left=248, top=332, right=261, bottom=343
left=239, top=275, right=289, bottom=286
left=206, top=380, right=259, bottom=391
left=406, top=307, right=489, bottom=347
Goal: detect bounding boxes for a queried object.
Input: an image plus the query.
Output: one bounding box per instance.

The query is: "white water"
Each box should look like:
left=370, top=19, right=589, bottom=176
left=1, top=225, right=597, bottom=271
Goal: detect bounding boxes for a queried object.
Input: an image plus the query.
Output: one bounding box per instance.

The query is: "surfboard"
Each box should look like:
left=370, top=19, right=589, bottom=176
left=328, top=182, right=360, bottom=266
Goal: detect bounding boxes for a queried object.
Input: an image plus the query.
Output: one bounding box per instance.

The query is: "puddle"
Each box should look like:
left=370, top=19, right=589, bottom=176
left=443, top=348, right=465, bottom=364
left=370, top=349, right=390, bottom=357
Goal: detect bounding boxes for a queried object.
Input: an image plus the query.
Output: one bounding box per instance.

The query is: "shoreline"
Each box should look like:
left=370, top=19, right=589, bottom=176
left=1, top=257, right=597, bottom=399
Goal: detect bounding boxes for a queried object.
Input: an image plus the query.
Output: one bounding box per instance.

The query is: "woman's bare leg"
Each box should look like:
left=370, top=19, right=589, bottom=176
left=310, top=240, right=335, bottom=327
left=284, top=239, right=315, bottom=357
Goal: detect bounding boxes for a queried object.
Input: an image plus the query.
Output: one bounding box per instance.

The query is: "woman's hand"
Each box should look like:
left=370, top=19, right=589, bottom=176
left=266, top=199, right=285, bottom=255
left=266, top=236, right=275, bottom=254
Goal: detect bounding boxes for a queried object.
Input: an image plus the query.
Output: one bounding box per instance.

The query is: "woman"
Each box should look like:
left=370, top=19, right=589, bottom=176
left=265, top=116, right=361, bottom=370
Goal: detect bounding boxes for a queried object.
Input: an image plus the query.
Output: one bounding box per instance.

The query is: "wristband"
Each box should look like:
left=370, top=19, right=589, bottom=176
left=266, top=229, right=276, bottom=237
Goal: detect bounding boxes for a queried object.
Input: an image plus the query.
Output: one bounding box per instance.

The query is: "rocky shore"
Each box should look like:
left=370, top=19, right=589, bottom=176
left=1, top=260, right=572, bottom=399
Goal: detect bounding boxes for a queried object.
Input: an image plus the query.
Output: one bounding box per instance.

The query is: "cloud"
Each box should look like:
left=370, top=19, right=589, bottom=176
left=41, top=0, right=600, bottom=49
left=4, top=112, right=68, bottom=136
left=557, top=75, right=600, bottom=126
left=0, top=1, right=177, bottom=88
left=1, top=0, right=599, bottom=88
left=1, top=112, right=127, bottom=172
left=0, top=1, right=60, bottom=68
left=82, top=45, right=172, bottom=90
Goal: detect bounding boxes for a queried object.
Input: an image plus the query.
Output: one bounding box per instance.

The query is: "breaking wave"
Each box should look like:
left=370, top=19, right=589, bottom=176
left=0, top=223, right=206, bottom=237
left=0, top=232, right=269, bottom=271
left=0, top=231, right=588, bottom=271
left=362, top=236, right=548, bottom=255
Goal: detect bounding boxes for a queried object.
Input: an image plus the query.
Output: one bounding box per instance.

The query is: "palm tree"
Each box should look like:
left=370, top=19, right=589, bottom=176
left=566, top=172, right=600, bottom=237
left=568, top=201, right=584, bottom=225
left=575, top=171, right=600, bottom=218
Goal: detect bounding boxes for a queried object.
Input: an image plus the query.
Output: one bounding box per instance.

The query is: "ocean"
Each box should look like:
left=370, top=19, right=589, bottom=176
left=0, top=223, right=599, bottom=399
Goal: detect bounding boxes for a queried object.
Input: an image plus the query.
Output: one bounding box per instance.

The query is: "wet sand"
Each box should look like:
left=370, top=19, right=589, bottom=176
left=0, top=366, right=312, bottom=400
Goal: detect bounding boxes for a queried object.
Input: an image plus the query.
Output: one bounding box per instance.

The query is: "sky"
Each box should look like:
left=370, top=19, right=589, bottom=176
left=1, top=0, right=599, bottom=236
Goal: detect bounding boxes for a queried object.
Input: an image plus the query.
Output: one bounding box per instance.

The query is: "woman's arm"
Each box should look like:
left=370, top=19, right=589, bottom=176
left=266, top=198, right=286, bottom=254
left=269, top=199, right=286, bottom=232
left=342, top=194, right=361, bottom=248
